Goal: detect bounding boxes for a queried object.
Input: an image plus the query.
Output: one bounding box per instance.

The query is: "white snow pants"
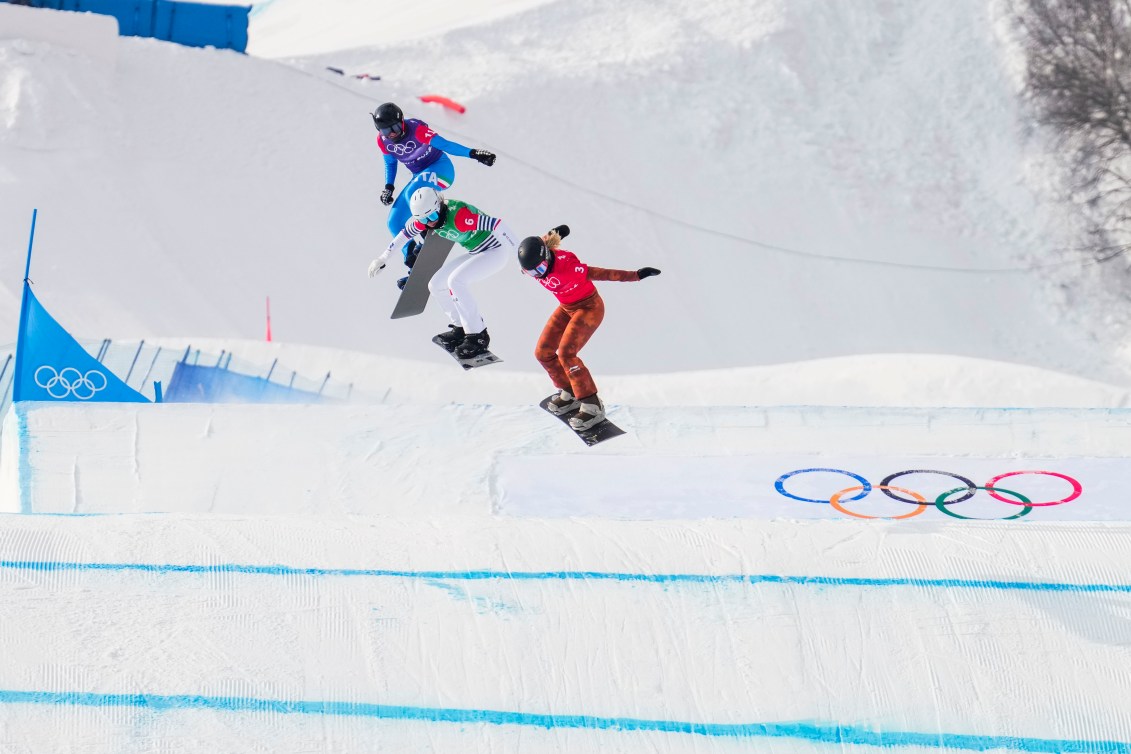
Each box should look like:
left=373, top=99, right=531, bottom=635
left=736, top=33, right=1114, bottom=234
left=427, top=222, right=515, bottom=334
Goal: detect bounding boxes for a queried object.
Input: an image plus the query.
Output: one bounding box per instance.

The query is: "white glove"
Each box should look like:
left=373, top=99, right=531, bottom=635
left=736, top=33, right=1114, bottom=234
left=368, top=258, right=387, bottom=278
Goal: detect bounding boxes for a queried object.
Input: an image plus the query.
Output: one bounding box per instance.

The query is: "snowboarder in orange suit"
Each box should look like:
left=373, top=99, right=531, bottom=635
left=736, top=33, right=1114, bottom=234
left=516, top=225, right=661, bottom=431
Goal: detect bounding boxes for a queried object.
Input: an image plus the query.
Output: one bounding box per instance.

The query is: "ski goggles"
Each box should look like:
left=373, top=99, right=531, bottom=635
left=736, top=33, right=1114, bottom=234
left=377, top=123, right=404, bottom=139
left=419, top=209, right=441, bottom=224
left=523, top=259, right=550, bottom=278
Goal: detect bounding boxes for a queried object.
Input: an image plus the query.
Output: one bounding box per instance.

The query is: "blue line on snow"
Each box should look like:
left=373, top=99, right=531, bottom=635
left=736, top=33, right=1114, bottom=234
left=1, top=559, right=1129, bottom=593
left=16, top=405, right=31, bottom=515
left=0, top=689, right=1127, bottom=751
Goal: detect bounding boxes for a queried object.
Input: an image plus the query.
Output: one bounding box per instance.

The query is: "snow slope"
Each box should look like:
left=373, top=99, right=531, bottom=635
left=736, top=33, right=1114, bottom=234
left=248, top=0, right=558, bottom=58
left=5, top=401, right=1126, bottom=518
left=3, top=3, right=1131, bottom=753
left=2, top=0, right=1126, bottom=386
left=2, top=514, right=1131, bottom=752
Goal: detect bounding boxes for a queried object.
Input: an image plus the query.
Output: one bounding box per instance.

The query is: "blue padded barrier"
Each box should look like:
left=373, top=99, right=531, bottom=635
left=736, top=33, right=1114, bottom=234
left=163, top=362, right=332, bottom=404
left=5, top=0, right=249, bottom=53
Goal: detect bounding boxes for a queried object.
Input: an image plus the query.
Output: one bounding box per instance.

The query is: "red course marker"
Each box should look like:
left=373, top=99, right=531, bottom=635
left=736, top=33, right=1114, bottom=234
left=419, top=94, right=466, bottom=114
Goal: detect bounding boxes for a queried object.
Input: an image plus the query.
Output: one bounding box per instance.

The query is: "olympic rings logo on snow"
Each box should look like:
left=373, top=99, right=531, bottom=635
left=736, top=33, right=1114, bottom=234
left=34, top=365, right=108, bottom=400
left=385, top=140, right=421, bottom=156
left=774, top=468, right=1083, bottom=521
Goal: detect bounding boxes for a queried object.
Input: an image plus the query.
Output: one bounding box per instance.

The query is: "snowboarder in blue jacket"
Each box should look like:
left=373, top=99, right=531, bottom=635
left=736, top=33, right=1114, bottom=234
left=371, top=101, right=496, bottom=261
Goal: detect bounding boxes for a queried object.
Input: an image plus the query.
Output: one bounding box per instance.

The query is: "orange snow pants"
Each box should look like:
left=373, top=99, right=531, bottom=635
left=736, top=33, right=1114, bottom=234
left=534, top=291, right=605, bottom=399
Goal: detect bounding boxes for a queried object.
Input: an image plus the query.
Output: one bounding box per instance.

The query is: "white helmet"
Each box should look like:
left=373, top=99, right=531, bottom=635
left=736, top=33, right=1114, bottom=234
left=408, top=186, right=443, bottom=221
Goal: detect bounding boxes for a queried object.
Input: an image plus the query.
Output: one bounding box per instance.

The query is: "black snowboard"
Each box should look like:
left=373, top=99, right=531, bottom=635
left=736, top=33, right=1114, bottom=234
left=431, top=335, right=503, bottom=370
left=538, top=395, right=626, bottom=446
left=391, top=235, right=455, bottom=319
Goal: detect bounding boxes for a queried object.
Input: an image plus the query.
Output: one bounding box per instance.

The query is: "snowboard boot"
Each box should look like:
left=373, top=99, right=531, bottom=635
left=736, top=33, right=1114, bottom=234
left=545, top=389, right=580, bottom=415
left=454, top=328, right=490, bottom=360
left=434, top=324, right=465, bottom=352
left=396, top=275, right=410, bottom=291
left=568, top=394, right=605, bottom=431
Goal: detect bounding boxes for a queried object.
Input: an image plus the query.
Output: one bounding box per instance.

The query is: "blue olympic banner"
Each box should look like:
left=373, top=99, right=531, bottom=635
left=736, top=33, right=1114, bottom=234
left=14, top=286, right=149, bottom=404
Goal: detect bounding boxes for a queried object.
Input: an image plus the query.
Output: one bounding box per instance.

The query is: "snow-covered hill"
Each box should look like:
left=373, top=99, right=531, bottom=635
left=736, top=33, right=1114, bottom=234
left=4, top=3, right=1131, bottom=752
left=3, top=0, right=1124, bottom=390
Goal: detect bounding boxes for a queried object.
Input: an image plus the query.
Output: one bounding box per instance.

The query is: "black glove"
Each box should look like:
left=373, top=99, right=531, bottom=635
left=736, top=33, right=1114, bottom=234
left=405, top=245, right=419, bottom=270
left=380, top=184, right=395, bottom=206
left=396, top=275, right=409, bottom=291
left=637, top=267, right=661, bottom=279
left=469, top=149, right=496, bottom=166
left=551, top=224, right=570, bottom=239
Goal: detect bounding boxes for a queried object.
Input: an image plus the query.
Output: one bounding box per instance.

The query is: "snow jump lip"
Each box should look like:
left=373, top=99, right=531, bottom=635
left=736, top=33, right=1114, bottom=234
left=5, top=403, right=1131, bottom=518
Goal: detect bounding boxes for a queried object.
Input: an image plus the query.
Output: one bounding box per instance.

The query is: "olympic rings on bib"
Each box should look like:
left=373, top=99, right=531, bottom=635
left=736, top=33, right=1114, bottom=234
left=385, top=140, right=423, bottom=156
left=774, top=467, right=1083, bottom=520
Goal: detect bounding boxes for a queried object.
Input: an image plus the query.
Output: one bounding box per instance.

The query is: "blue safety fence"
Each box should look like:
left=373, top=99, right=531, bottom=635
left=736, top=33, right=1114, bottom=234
left=2, top=0, right=250, bottom=53
left=0, top=340, right=356, bottom=437
left=162, top=347, right=348, bottom=404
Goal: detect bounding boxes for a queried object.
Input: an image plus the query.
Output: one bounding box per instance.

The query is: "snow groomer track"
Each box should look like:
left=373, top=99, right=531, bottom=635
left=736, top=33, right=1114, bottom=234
left=2, top=402, right=1131, bottom=752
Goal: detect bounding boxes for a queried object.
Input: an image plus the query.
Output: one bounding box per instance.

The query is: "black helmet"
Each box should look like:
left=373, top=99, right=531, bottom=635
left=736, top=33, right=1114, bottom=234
left=518, top=236, right=553, bottom=278
left=371, top=102, right=404, bottom=137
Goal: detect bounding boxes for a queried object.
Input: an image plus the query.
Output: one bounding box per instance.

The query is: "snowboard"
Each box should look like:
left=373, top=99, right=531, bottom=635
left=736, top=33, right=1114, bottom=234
left=538, top=395, right=626, bottom=446
left=390, top=234, right=455, bottom=319
left=431, top=335, right=503, bottom=370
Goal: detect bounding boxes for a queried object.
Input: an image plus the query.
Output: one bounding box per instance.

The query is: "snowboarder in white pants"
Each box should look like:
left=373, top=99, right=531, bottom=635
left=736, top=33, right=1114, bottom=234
left=369, top=186, right=515, bottom=359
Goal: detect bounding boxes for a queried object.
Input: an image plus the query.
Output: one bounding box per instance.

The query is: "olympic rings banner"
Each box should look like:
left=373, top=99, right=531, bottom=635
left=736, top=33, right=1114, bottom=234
left=14, top=287, right=149, bottom=404
left=498, top=455, right=1127, bottom=521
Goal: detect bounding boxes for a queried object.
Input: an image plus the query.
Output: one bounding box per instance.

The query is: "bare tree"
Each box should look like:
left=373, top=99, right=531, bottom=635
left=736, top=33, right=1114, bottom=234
left=1013, top=0, right=1131, bottom=259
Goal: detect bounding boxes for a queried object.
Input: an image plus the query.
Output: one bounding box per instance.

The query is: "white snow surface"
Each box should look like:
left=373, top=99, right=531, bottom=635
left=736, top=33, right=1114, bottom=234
left=3, top=0, right=1129, bottom=384
left=2, top=2, right=1131, bottom=752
